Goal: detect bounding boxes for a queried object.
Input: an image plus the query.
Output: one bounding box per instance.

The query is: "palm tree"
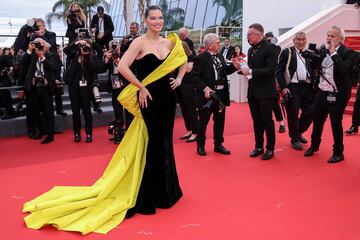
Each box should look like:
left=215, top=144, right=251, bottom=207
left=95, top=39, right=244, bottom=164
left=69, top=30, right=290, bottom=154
left=158, top=0, right=185, bottom=31
left=137, top=0, right=152, bottom=32
left=45, top=0, right=110, bottom=29
left=212, top=0, right=242, bottom=26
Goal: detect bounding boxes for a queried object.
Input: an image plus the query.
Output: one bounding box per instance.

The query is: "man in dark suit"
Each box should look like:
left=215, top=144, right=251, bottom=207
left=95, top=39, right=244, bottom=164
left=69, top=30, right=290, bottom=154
left=239, top=23, right=279, bottom=160
left=18, top=38, right=57, bottom=144
left=192, top=33, right=239, bottom=156
left=179, top=27, right=196, bottom=56
left=90, top=6, right=114, bottom=51
left=276, top=31, right=315, bottom=151
left=220, top=38, right=235, bottom=61
left=304, top=26, right=355, bottom=163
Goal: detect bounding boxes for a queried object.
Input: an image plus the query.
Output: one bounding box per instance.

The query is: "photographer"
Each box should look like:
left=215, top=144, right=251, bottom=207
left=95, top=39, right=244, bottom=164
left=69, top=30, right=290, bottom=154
left=18, top=38, right=57, bottom=144
left=13, top=18, right=38, bottom=54
left=120, top=22, right=140, bottom=53
left=100, top=40, right=133, bottom=144
left=276, top=32, right=315, bottom=151
left=65, top=2, right=86, bottom=43
left=90, top=6, right=114, bottom=52
left=192, top=33, right=239, bottom=156
left=63, top=39, right=100, bottom=143
left=0, top=51, right=16, bottom=120
left=304, top=26, right=355, bottom=163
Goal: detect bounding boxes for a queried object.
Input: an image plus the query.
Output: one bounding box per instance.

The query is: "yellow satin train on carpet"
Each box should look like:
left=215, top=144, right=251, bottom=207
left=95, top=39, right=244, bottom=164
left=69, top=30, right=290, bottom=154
left=22, top=33, right=187, bottom=235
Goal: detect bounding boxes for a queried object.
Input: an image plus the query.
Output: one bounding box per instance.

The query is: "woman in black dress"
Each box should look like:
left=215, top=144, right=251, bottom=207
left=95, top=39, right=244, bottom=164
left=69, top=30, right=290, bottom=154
left=118, top=6, right=188, bottom=216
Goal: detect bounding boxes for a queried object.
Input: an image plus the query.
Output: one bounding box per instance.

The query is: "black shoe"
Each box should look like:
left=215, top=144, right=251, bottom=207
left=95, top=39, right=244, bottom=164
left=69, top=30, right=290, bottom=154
left=186, top=136, right=197, bottom=143
left=345, top=125, right=358, bottom=135
left=291, top=142, right=303, bottom=151
left=299, top=135, right=308, bottom=144
left=327, top=154, right=344, bottom=163
left=180, top=133, right=191, bottom=140
left=33, top=132, right=45, bottom=140
left=41, top=135, right=54, bottom=144
left=74, top=133, right=81, bottom=142
left=56, top=110, right=67, bottom=116
left=214, top=145, right=231, bottom=155
left=250, top=148, right=264, bottom=157
left=85, top=134, right=92, bottom=143
left=279, top=124, right=286, bottom=133
left=54, top=130, right=63, bottom=134
left=197, top=146, right=206, bottom=156
left=261, top=150, right=274, bottom=160
left=304, top=147, right=319, bottom=157
left=93, top=107, right=103, bottom=113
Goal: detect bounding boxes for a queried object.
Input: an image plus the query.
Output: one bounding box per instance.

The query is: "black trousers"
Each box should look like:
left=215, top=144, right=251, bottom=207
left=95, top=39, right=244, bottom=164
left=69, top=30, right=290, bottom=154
left=352, top=83, right=360, bottom=126
left=248, top=97, right=276, bottom=151
left=112, top=88, right=133, bottom=129
left=179, top=84, right=198, bottom=134
left=54, top=87, right=64, bottom=112
left=68, top=85, right=93, bottom=135
left=0, top=89, right=15, bottom=114
left=284, top=83, right=314, bottom=143
left=197, top=89, right=226, bottom=147
left=310, top=90, right=347, bottom=156
left=26, top=86, right=54, bottom=135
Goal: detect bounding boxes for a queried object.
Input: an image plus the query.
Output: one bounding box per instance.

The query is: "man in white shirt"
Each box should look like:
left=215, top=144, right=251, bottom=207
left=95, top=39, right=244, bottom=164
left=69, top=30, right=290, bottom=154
left=304, top=26, right=355, bottom=163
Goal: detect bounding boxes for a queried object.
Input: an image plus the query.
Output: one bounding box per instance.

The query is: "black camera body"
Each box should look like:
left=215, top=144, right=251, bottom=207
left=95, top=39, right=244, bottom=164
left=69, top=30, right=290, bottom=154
left=111, top=44, right=119, bottom=60
left=301, top=43, right=327, bottom=70
left=27, top=22, right=39, bottom=33
left=30, top=41, right=44, bottom=51
left=203, top=92, right=225, bottom=113
left=33, top=76, right=46, bottom=87
left=76, top=28, right=90, bottom=40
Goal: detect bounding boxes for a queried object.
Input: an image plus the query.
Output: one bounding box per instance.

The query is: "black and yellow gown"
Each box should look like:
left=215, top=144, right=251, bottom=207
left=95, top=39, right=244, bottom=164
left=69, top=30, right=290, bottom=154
left=22, top=33, right=187, bottom=235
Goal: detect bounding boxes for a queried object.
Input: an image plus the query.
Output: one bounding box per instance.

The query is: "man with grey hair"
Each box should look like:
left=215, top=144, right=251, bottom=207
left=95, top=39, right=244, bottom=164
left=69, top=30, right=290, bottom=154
left=276, top=31, right=315, bottom=151
left=192, top=33, right=240, bottom=156
left=18, top=38, right=58, bottom=144
left=304, top=26, right=355, bottom=163
left=179, top=27, right=195, bottom=56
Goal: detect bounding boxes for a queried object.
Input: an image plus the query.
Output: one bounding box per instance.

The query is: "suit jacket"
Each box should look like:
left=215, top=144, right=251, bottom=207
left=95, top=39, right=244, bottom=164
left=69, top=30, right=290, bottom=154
left=247, top=39, right=279, bottom=99
left=99, top=57, right=129, bottom=92
left=13, top=24, right=31, bottom=54
left=276, top=46, right=314, bottom=90
left=90, top=14, right=114, bottom=43
left=19, top=51, right=57, bottom=92
left=327, top=44, right=355, bottom=101
left=192, top=51, right=237, bottom=106
left=221, top=45, right=235, bottom=60
left=184, top=37, right=196, bottom=58
left=65, top=18, right=85, bottom=43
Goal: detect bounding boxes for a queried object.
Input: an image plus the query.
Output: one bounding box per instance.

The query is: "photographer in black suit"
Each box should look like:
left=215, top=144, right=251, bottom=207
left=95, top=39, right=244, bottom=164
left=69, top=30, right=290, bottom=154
left=192, top=33, right=239, bottom=156
left=179, top=27, right=196, bottom=56
left=120, top=22, right=140, bottom=53
left=239, top=23, right=279, bottom=160
left=18, top=38, right=57, bottom=144
left=65, top=2, right=86, bottom=43
left=304, top=26, right=355, bottom=163
left=220, top=38, right=235, bottom=61
left=276, top=32, right=315, bottom=151
left=13, top=18, right=38, bottom=54
left=90, top=6, right=114, bottom=52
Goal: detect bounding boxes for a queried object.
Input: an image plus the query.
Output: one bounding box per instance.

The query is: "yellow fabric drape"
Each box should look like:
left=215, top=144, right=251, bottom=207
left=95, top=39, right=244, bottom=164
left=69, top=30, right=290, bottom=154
left=22, top=33, right=187, bottom=235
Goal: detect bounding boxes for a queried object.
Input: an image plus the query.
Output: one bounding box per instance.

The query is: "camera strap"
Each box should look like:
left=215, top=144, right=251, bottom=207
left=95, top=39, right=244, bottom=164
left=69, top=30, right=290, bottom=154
left=35, top=59, right=44, bottom=77
left=320, top=72, right=338, bottom=93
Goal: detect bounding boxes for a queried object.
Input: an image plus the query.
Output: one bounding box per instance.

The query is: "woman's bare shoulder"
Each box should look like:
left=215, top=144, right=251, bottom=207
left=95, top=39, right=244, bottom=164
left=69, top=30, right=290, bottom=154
left=162, top=37, right=175, bottom=50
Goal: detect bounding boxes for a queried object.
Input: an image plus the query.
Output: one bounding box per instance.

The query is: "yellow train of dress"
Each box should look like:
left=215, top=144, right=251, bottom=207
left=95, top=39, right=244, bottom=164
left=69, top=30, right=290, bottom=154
left=22, top=33, right=187, bottom=235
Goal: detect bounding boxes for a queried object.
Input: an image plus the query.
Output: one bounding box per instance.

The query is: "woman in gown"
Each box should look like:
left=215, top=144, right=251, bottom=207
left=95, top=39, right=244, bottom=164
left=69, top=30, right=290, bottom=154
left=22, top=5, right=188, bottom=235
left=118, top=5, right=188, bottom=216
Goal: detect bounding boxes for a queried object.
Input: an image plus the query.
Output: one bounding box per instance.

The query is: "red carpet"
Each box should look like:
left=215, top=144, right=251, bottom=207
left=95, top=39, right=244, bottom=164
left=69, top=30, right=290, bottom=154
left=1, top=103, right=360, bottom=240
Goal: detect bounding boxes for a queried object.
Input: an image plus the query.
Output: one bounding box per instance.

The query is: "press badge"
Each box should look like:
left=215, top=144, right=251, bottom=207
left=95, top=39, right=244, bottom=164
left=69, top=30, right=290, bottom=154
left=79, top=79, right=87, bottom=87
left=327, top=92, right=336, bottom=104
left=111, top=75, right=122, bottom=89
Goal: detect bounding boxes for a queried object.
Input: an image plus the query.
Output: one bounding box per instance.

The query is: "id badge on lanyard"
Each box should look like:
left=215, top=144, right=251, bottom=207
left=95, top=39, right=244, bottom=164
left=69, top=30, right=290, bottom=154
left=79, top=78, right=87, bottom=87
left=111, top=74, right=122, bottom=89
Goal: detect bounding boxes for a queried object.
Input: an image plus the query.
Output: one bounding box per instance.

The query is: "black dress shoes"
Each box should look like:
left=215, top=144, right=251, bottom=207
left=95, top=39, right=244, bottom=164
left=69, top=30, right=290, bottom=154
left=261, top=150, right=274, bottom=160
left=249, top=148, right=264, bottom=157
left=279, top=124, right=286, bottom=133
left=214, top=145, right=231, bottom=155
left=41, top=135, right=54, bottom=144
left=327, top=155, right=344, bottom=163
left=56, top=110, right=68, bottom=116
left=186, top=136, right=197, bottom=143
left=299, top=135, right=308, bottom=144
left=197, top=146, right=206, bottom=156
left=291, top=142, right=303, bottom=151
left=179, top=133, right=191, bottom=140
left=304, top=147, right=319, bottom=157
left=33, top=132, right=45, bottom=140
left=74, top=133, right=81, bottom=142
left=345, top=125, right=358, bottom=135
left=85, top=134, right=93, bottom=143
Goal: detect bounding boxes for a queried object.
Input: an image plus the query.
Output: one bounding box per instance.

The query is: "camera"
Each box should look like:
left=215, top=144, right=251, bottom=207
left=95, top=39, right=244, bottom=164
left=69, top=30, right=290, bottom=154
left=30, top=41, right=44, bottom=51
left=203, top=92, right=225, bottom=113
left=26, top=19, right=39, bottom=33
left=80, top=44, right=91, bottom=54
left=33, top=76, right=46, bottom=87
left=76, top=28, right=91, bottom=40
left=301, top=43, right=327, bottom=70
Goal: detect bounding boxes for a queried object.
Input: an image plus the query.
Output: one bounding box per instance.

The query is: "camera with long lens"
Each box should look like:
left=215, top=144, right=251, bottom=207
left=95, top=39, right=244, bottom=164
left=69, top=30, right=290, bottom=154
left=92, top=82, right=101, bottom=103
left=203, top=92, right=225, bottom=113
left=30, top=41, right=44, bottom=51
left=80, top=44, right=91, bottom=54
left=76, top=28, right=91, bottom=40
left=301, top=43, right=327, bottom=70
